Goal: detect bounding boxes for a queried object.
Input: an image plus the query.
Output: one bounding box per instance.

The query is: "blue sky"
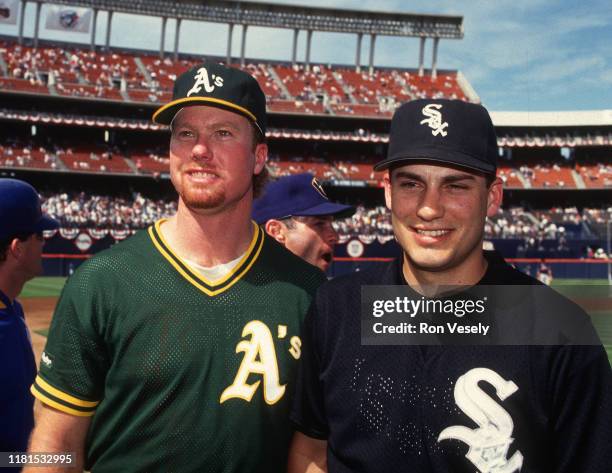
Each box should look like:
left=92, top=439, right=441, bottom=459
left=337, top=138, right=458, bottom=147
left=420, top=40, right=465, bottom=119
left=1, top=0, right=611, bottom=111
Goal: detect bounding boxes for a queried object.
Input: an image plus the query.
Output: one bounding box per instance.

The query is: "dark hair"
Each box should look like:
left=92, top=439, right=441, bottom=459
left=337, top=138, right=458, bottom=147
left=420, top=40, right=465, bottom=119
left=251, top=124, right=269, bottom=199
left=278, top=217, right=297, bottom=230
left=0, top=233, right=32, bottom=263
left=485, top=172, right=497, bottom=188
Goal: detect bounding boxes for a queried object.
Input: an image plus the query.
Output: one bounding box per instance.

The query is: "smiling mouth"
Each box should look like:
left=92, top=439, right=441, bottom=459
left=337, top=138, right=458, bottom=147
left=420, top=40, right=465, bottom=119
left=187, top=170, right=217, bottom=177
left=415, top=229, right=452, bottom=237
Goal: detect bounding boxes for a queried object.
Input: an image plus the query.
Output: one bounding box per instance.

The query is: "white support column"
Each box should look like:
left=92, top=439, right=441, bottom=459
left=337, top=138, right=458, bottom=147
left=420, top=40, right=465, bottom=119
left=418, top=36, right=426, bottom=77
left=431, top=36, right=439, bottom=79
left=240, top=24, right=248, bottom=67
left=173, top=18, right=181, bottom=61
left=18, top=0, right=26, bottom=45
left=33, top=1, right=41, bottom=48
left=105, top=11, right=113, bottom=50
left=355, top=32, right=363, bottom=72
left=160, top=17, right=167, bottom=59
left=291, top=28, right=299, bottom=65
left=368, top=33, right=376, bottom=75
left=305, top=29, right=313, bottom=71
left=90, top=9, right=98, bottom=51
left=226, top=23, right=234, bottom=64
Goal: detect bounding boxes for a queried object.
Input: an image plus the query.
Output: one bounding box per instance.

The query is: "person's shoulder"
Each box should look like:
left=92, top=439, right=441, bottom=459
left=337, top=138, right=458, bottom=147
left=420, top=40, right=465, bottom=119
left=485, top=252, right=599, bottom=344
left=257, top=233, right=327, bottom=291
left=319, top=260, right=396, bottom=297
left=484, top=250, right=542, bottom=285
left=65, top=228, right=153, bottom=285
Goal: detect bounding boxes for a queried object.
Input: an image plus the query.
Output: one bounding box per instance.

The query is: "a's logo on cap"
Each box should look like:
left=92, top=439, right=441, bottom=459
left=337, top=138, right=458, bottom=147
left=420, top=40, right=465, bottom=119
left=311, top=177, right=328, bottom=199
left=187, top=67, right=224, bottom=97
left=420, top=103, right=448, bottom=137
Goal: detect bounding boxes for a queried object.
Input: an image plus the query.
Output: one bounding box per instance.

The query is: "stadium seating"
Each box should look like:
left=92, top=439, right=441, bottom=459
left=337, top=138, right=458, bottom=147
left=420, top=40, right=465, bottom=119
left=0, top=38, right=469, bottom=116
left=577, top=163, right=612, bottom=188
left=0, top=142, right=59, bottom=170
left=56, top=147, right=132, bottom=174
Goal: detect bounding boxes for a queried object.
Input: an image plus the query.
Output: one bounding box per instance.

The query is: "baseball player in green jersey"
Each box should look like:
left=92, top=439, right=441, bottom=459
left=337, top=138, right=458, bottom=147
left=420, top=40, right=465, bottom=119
left=26, top=64, right=326, bottom=473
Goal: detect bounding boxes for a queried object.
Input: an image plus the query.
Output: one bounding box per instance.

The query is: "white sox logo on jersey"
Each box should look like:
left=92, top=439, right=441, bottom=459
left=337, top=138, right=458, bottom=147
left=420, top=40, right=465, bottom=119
left=438, top=367, right=524, bottom=473
left=420, top=103, right=448, bottom=137
left=187, top=67, right=224, bottom=97
left=220, top=320, right=301, bottom=405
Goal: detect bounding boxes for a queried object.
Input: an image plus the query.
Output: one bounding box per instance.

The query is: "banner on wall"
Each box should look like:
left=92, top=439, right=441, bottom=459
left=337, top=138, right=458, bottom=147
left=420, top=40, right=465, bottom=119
left=45, top=6, right=92, bottom=33
left=0, top=0, right=19, bottom=25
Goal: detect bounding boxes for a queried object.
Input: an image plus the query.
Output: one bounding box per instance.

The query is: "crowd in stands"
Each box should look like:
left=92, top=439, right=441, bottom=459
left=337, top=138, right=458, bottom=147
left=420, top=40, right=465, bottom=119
left=0, top=39, right=467, bottom=117
left=42, top=192, right=177, bottom=229
left=0, top=139, right=61, bottom=170
left=37, top=191, right=611, bottom=258
left=2, top=135, right=612, bottom=191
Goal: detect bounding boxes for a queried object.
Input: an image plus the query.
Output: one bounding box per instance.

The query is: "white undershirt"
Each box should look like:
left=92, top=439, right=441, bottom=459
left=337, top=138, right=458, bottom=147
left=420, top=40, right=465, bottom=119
left=183, top=251, right=247, bottom=282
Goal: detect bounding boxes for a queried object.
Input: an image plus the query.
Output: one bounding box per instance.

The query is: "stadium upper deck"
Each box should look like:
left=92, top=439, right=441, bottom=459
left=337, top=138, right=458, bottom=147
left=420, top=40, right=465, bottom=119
left=0, top=38, right=468, bottom=118
left=0, top=1, right=610, bottom=192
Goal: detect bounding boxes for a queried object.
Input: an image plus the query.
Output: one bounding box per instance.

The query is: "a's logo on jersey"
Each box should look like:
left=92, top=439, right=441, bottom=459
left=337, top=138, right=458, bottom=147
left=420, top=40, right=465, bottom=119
left=41, top=351, right=53, bottom=369
left=288, top=336, right=301, bottom=360
left=187, top=67, right=224, bottom=97
left=438, top=367, right=523, bottom=473
left=311, top=177, right=328, bottom=199
left=220, top=321, right=286, bottom=405
left=420, top=103, right=448, bottom=137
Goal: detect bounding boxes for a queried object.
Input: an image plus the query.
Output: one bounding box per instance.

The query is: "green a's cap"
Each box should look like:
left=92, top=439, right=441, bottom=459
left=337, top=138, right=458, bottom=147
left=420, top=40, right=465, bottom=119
left=152, top=63, right=267, bottom=135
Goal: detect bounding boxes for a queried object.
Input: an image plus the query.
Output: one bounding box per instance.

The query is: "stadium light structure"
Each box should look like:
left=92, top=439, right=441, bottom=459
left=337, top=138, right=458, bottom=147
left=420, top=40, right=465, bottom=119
left=22, top=0, right=463, bottom=73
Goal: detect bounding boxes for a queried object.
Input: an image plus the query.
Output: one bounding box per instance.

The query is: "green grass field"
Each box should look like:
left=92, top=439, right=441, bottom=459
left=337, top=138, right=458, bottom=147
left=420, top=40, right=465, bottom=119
left=21, top=277, right=67, bottom=298
left=22, top=277, right=612, bottom=363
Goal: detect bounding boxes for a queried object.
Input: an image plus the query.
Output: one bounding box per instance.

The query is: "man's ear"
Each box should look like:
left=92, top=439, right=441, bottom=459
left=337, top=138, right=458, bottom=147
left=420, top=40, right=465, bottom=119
left=6, top=237, right=24, bottom=262
left=264, top=219, right=287, bottom=244
left=254, top=143, right=268, bottom=175
left=486, top=177, right=503, bottom=218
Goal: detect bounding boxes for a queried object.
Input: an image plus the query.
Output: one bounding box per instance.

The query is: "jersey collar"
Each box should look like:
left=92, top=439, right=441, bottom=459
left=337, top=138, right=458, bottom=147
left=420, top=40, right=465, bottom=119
left=148, top=219, right=265, bottom=297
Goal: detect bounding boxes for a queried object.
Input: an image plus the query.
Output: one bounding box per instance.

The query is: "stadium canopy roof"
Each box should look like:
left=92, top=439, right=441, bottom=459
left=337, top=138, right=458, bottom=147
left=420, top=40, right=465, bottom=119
left=25, top=0, right=463, bottom=75
left=491, top=110, right=612, bottom=128
left=46, top=0, right=464, bottom=38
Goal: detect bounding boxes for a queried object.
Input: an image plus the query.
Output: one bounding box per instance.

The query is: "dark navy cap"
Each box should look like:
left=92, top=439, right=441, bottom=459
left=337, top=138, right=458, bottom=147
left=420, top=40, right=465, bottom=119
left=0, top=179, right=59, bottom=240
left=252, top=173, right=354, bottom=224
left=152, top=62, right=267, bottom=135
left=375, top=99, right=498, bottom=175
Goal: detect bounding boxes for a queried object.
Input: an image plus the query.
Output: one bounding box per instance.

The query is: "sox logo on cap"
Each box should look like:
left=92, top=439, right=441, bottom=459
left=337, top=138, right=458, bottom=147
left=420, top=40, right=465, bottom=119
left=420, top=103, right=449, bottom=137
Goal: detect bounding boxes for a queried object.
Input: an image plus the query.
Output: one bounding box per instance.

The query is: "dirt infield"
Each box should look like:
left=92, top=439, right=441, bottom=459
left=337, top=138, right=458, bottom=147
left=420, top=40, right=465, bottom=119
left=22, top=297, right=57, bottom=367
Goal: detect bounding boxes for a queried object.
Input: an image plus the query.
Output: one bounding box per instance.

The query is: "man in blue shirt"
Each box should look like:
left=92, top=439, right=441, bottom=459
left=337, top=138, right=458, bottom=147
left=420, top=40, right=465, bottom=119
left=0, top=179, right=58, bottom=460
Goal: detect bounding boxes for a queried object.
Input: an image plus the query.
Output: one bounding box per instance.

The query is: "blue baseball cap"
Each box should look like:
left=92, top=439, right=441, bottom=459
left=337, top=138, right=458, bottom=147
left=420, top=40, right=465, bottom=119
left=0, top=179, right=59, bottom=240
left=252, top=173, right=354, bottom=224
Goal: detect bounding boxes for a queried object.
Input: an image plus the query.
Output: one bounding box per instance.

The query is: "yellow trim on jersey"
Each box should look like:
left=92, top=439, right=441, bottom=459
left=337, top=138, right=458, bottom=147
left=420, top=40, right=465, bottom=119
left=148, top=219, right=264, bottom=297
left=152, top=96, right=257, bottom=124
left=0, top=301, right=6, bottom=310
left=34, top=376, right=99, bottom=408
left=31, top=386, right=95, bottom=417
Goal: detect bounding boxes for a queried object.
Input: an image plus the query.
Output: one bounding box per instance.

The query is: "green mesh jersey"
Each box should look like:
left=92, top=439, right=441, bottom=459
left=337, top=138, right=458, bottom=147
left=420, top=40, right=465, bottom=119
left=32, top=221, right=325, bottom=473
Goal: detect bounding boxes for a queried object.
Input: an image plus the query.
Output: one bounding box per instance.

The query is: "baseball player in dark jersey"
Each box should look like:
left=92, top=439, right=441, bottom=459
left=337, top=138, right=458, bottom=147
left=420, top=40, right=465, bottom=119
left=253, top=173, right=353, bottom=272
left=288, top=99, right=612, bottom=473
left=0, top=180, right=58, bottom=470
left=27, top=64, right=325, bottom=473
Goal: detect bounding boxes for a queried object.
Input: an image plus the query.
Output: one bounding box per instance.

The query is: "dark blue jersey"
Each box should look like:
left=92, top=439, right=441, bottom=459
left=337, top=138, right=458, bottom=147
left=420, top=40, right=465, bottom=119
left=0, top=289, right=36, bottom=457
left=291, top=252, right=612, bottom=473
